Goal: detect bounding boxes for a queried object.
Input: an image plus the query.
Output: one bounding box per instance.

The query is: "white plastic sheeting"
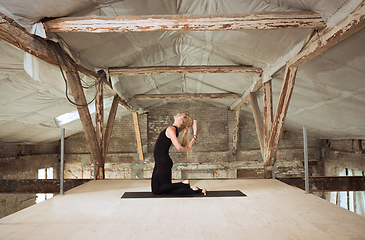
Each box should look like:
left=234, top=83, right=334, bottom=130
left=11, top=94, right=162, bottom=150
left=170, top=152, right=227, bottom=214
left=0, top=0, right=364, bottom=143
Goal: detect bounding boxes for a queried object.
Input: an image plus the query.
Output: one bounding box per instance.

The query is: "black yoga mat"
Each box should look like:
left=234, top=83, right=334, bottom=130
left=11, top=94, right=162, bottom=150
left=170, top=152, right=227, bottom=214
left=121, top=190, right=246, bottom=199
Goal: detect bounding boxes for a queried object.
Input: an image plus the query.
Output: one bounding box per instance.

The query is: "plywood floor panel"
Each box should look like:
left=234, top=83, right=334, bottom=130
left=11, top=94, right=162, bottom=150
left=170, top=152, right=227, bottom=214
left=0, top=179, right=364, bottom=240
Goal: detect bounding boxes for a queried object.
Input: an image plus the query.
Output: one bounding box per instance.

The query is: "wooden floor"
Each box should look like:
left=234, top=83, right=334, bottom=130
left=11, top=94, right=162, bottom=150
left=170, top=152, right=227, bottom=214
left=1, top=179, right=365, bottom=240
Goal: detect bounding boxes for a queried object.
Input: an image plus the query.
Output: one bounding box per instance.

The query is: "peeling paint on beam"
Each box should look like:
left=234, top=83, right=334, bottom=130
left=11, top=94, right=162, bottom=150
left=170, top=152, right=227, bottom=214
left=288, top=2, right=365, bottom=67
left=43, top=11, right=325, bottom=33
left=130, top=93, right=241, bottom=100
left=109, top=65, right=262, bottom=76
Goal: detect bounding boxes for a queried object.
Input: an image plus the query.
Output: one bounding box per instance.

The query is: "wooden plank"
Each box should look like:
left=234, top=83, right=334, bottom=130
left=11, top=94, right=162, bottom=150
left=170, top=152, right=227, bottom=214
left=263, top=80, right=273, bottom=161
left=249, top=92, right=264, bottom=158
left=132, top=112, right=144, bottom=161
left=95, top=81, right=104, bottom=179
left=264, top=65, right=298, bottom=168
left=66, top=68, right=103, bottom=166
left=109, top=65, right=262, bottom=76
left=130, top=93, right=241, bottom=100
left=0, top=179, right=90, bottom=193
left=277, top=176, right=365, bottom=192
left=288, top=1, right=365, bottom=67
left=232, top=110, right=240, bottom=155
left=104, top=95, right=119, bottom=159
left=42, top=11, right=325, bottom=33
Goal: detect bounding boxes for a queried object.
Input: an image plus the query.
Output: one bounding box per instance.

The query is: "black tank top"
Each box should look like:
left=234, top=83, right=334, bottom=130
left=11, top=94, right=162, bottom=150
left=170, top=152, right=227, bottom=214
left=154, top=126, right=179, bottom=157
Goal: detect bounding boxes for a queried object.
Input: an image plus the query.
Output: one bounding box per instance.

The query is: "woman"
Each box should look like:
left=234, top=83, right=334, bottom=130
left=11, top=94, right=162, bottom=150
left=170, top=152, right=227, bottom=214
left=151, top=113, right=206, bottom=195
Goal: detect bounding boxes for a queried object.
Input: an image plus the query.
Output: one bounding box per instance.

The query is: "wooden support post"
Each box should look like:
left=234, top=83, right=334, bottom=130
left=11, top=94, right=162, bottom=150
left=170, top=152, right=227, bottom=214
left=104, top=95, right=120, bottom=159
left=132, top=112, right=144, bottom=161
left=95, top=82, right=104, bottom=179
left=249, top=92, right=264, bottom=158
left=263, top=81, right=274, bottom=178
left=65, top=68, right=103, bottom=168
left=232, top=110, right=240, bottom=155
left=264, top=65, right=298, bottom=178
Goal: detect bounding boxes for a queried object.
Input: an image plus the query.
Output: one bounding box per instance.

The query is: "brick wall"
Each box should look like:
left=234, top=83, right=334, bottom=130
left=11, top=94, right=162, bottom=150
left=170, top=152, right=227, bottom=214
left=56, top=100, right=323, bottom=180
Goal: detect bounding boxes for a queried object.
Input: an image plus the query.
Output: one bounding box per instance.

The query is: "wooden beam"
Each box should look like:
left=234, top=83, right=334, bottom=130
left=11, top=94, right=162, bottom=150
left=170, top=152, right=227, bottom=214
left=0, top=13, right=98, bottom=80
left=43, top=11, right=325, bottom=33
left=100, top=75, right=134, bottom=111
left=109, top=65, right=262, bottom=76
left=130, top=93, right=241, bottom=100
left=277, top=176, right=365, bottom=192
left=66, top=68, right=103, bottom=166
left=132, top=112, right=144, bottom=161
left=249, top=92, right=264, bottom=158
left=230, top=78, right=262, bottom=110
left=0, top=179, right=90, bottom=193
left=264, top=65, right=298, bottom=167
left=104, top=95, right=120, bottom=159
left=288, top=1, right=365, bottom=67
left=263, top=80, right=273, bottom=159
left=232, top=110, right=240, bottom=155
left=95, top=81, right=104, bottom=179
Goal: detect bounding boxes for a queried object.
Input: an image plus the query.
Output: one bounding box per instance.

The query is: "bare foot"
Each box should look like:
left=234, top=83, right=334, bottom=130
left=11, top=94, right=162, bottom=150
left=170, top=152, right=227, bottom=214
left=202, top=188, right=207, bottom=195
left=192, top=186, right=207, bottom=195
left=182, top=180, right=190, bottom=184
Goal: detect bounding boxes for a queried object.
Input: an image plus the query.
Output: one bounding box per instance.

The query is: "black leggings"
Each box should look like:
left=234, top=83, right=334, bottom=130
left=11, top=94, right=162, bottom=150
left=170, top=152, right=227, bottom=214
left=151, top=156, right=202, bottom=195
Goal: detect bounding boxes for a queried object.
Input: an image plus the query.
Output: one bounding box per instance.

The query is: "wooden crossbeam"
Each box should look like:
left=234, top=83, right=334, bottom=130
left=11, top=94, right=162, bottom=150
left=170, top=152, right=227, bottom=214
left=109, top=65, right=262, bottom=76
left=130, top=93, right=241, bottom=100
left=288, top=1, right=365, bottom=67
left=42, top=11, right=325, bottom=33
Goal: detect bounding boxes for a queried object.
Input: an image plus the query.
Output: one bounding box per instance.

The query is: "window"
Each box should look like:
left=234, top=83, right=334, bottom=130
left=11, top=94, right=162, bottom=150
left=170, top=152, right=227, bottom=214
left=36, top=167, right=54, bottom=204
left=329, top=167, right=365, bottom=217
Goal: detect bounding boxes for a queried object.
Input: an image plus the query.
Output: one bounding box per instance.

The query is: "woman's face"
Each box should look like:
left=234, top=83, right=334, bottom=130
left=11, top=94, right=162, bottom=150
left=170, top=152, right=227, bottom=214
left=174, top=113, right=185, bottom=123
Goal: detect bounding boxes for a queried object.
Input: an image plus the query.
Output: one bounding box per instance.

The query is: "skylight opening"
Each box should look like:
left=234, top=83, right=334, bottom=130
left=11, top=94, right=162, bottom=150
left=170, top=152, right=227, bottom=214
left=55, top=97, right=114, bottom=126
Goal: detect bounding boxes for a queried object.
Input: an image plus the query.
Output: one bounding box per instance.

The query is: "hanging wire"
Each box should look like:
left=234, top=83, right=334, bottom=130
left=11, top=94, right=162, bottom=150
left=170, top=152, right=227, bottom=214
left=50, top=42, right=103, bottom=107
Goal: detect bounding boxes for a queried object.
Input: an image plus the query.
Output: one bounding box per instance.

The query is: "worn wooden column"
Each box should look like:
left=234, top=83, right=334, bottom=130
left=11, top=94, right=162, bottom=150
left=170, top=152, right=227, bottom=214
left=132, top=112, right=144, bottom=161
left=95, top=81, right=104, bottom=179
left=263, top=80, right=274, bottom=178
left=232, top=110, right=240, bottom=155
left=66, top=68, right=103, bottom=169
left=104, top=95, right=120, bottom=159
left=264, top=65, right=298, bottom=178
left=249, top=92, right=264, bottom=158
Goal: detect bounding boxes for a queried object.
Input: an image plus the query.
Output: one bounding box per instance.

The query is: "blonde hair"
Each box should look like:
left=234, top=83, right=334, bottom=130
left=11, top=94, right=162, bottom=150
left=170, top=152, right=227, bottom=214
left=178, top=113, right=193, bottom=147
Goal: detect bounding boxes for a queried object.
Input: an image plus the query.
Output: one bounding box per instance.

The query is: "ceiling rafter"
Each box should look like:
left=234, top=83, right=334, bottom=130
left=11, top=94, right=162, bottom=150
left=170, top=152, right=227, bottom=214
left=130, top=93, right=241, bottom=100
left=109, top=65, right=262, bottom=76
left=42, top=11, right=325, bottom=33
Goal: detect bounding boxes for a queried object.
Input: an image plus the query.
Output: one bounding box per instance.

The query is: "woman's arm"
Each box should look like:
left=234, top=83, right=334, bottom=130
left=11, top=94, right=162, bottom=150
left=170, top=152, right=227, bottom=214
left=166, top=126, right=187, bottom=152
left=188, top=120, right=198, bottom=148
